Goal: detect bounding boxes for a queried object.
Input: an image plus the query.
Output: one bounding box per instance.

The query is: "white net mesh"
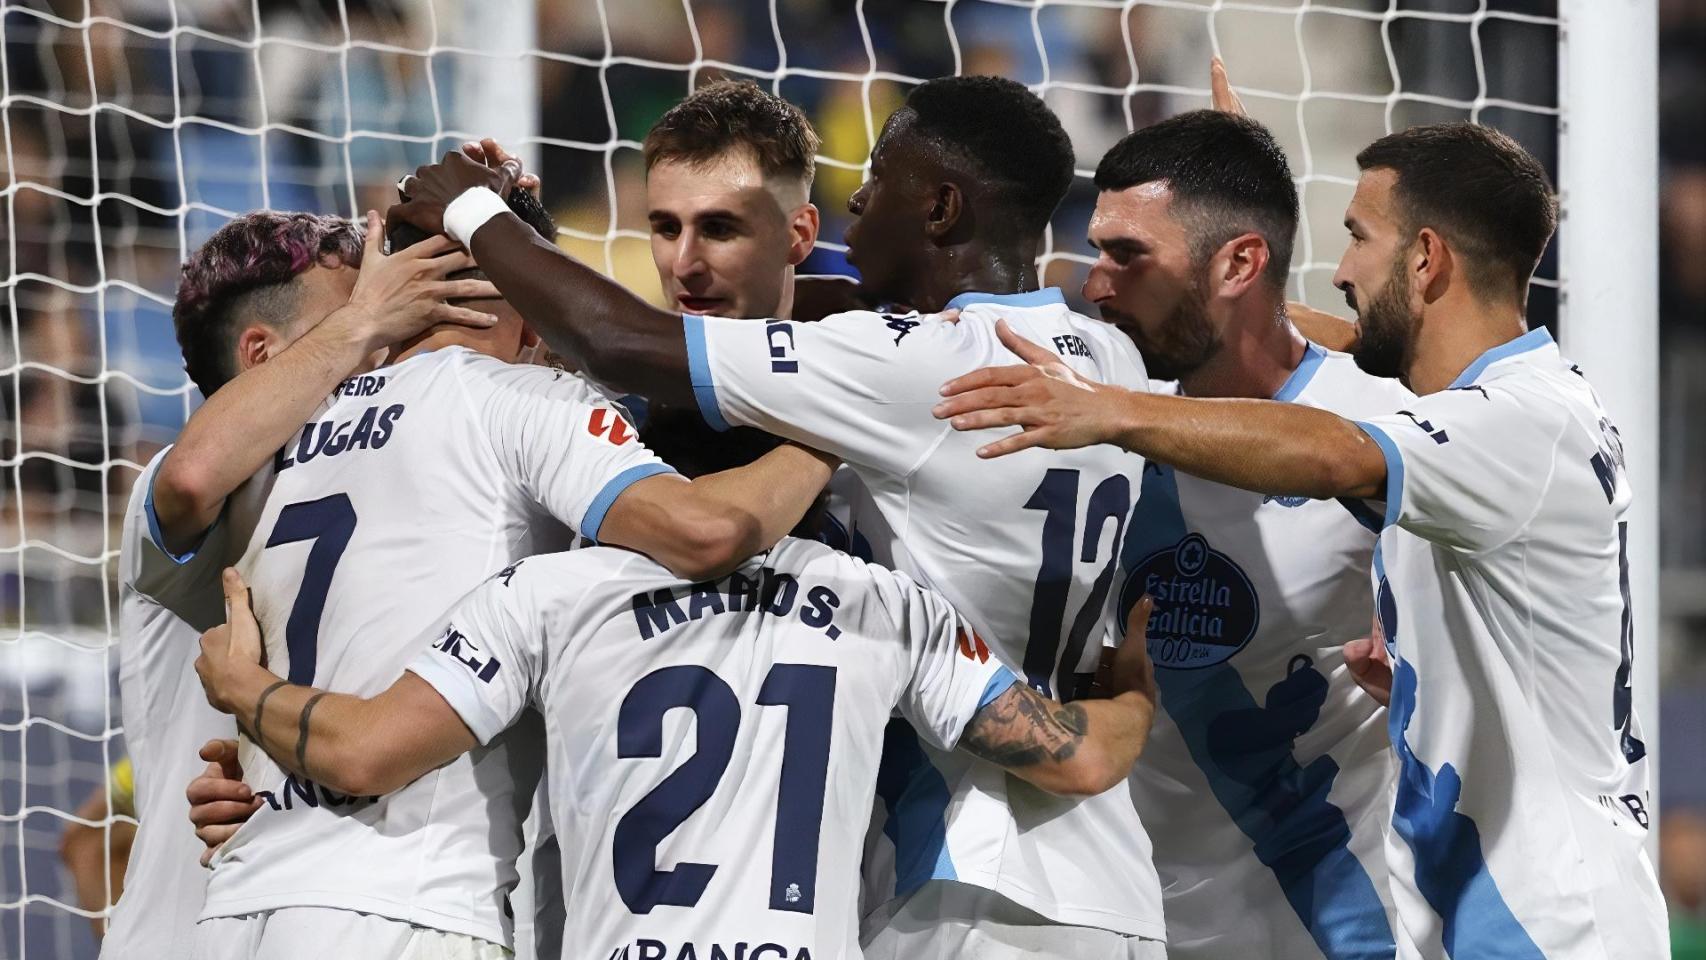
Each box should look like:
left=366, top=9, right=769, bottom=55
left=0, top=1, right=1561, bottom=955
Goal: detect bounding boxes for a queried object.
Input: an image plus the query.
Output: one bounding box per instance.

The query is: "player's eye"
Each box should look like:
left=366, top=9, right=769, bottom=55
left=701, top=220, right=739, bottom=240
left=651, top=220, right=680, bottom=240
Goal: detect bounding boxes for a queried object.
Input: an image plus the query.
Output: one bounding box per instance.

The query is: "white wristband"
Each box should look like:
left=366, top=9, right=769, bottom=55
left=443, top=186, right=509, bottom=248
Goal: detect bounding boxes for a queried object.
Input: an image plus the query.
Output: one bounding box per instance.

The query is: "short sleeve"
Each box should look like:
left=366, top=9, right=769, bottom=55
left=883, top=570, right=1019, bottom=752
left=123, top=448, right=229, bottom=623
left=1351, top=385, right=1565, bottom=552
left=467, top=359, right=678, bottom=543
left=685, top=311, right=963, bottom=476
left=406, top=567, right=544, bottom=745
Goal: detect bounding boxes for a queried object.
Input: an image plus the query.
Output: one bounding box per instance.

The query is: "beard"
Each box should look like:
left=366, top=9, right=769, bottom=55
left=1128, top=282, right=1220, bottom=383
left=1350, top=258, right=1417, bottom=379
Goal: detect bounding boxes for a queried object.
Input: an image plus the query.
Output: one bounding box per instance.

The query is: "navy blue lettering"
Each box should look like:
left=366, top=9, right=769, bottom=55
left=284, top=773, right=319, bottom=810
left=256, top=789, right=280, bottom=811
left=762, top=572, right=798, bottom=617
left=638, top=941, right=666, bottom=960
left=799, top=585, right=839, bottom=629
left=749, top=947, right=786, bottom=960
left=347, top=406, right=378, bottom=450
left=322, top=418, right=355, bottom=456
left=1051, top=334, right=1092, bottom=358
left=372, top=403, right=404, bottom=447
left=727, top=571, right=760, bottom=612
left=677, top=945, right=699, bottom=960
left=295, top=421, right=334, bottom=464
left=633, top=588, right=689, bottom=640
left=689, top=582, right=726, bottom=620
left=709, top=947, right=745, bottom=960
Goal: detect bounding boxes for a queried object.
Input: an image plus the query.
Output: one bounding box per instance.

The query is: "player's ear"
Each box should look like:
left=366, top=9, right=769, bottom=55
left=1414, top=227, right=1452, bottom=304
left=925, top=181, right=963, bottom=241
left=1214, top=232, right=1269, bottom=298
left=786, top=203, right=819, bottom=267
left=234, top=324, right=274, bottom=373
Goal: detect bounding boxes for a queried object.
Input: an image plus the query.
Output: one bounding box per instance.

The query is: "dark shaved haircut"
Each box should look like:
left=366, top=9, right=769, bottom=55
left=900, top=75, right=1076, bottom=238
left=1356, top=122, right=1557, bottom=303
left=1095, top=110, right=1298, bottom=288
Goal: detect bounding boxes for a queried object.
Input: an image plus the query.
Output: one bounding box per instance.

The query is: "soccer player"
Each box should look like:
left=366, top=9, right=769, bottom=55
left=192, top=537, right=1160, bottom=960
left=935, top=123, right=1669, bottom=959
left=151, top=197, right=832, bottom=958
left=393, top=76, right=1167, bottom=958
left=1084, top=109, right=1410, bottom=959
left=107, top=209, right=498, bottom=960
left=60, top=757, right=136, bottom=941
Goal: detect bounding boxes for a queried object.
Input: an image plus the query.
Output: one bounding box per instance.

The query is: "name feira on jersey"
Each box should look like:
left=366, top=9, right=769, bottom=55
left=274, top=375, right=402, bottom=472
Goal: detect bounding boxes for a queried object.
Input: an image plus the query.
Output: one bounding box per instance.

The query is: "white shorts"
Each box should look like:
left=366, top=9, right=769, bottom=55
left=190, top=906, right=510, bottom=960
left=860, top=880, right=1167, bottom=960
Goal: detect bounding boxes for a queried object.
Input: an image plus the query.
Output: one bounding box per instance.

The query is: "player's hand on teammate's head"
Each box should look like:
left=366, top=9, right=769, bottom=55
left=1093, top=595, right=1158, bottom=702
left=186, top=739, right=259, bottom=868
left=194, top=568, right=266, bottom=714
left=933, top=319, right=1128, bottom=458
left=460, top=138, right=540, bottom=194
left=339, top=209, right=499, bottom=351
left=1343, top=619, right=1393, bottom=708
left=1210, top=56, right=1247, bottom=116
left=388, top=150, right=519, bottom=236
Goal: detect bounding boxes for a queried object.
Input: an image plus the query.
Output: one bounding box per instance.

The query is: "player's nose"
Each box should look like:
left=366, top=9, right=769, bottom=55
left=673, top=234, right=708, bottom=279
left=1083, top=260, right=1113, bottom=303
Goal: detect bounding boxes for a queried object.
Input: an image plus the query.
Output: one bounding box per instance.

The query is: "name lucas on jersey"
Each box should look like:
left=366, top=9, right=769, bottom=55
left=275, top=403, right=405, bottom=472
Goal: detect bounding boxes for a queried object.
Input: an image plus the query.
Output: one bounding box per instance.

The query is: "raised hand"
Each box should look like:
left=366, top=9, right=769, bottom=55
left=388, top=150, right=518, bottom=236
left=460, top=137, right=541, bottom=194
left=186, top=738, right=259, bottom=867
left=339, top=210, right=499, bottom=349
left=933, top=319, right=1136, bottom=458
left=1095, top=595, right=1158, bottom=701
left=1210, top=56, right=1247, bottom=116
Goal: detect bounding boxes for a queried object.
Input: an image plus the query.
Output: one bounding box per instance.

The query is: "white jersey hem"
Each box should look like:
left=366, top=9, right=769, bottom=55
left=197, top=891, right=506, bottom=948
left=887, top=870, right=1168, bottom=941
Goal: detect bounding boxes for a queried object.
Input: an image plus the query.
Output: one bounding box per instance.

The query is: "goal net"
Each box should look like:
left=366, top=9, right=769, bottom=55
left=0, top=1, right=1601, bottom=957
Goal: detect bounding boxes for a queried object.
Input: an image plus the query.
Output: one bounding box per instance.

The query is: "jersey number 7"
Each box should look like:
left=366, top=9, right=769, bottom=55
left=613, top=663, right=835, bottom=916
left=263, top=493, right=358, bottom=686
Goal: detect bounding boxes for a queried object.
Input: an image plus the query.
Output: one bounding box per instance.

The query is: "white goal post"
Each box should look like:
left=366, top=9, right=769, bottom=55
left=0, top=2, right=1661, bottom=958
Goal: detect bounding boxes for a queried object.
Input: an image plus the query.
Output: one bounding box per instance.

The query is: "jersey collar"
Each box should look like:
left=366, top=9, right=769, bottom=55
left=945, top=288, right=1066, bottom=310
left=1272, top=340, right=1328, bottom=403
left=1448, top=326, right=1555, bottom=389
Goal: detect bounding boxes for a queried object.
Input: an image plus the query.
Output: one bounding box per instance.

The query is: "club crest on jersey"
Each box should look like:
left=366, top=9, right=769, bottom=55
left=884, top=314, right=920, bottom=345
left=956, top=625, right=990, bottom=663
left=1120, top=533, right=1260, bottom=669
left=588, top=407, right=635, bottom=446
left=766, top=321, right=798, bottom=373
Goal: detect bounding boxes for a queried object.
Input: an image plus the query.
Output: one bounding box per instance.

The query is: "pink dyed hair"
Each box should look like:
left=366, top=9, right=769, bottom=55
left=173, top=211, right=366, bottom=397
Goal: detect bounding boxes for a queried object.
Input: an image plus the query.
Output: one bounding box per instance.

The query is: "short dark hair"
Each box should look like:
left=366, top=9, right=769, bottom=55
left=901, top=75, right=1076, bottom=236
left=643, top=80, right=819, bottom=188
left=1094, top=110, right=1298, bottom=287
left=1356, top=122, right=1557, bottom=302
left=386, top=185, right=558, bottom=255
left=173, top=212, right=365, bottom=398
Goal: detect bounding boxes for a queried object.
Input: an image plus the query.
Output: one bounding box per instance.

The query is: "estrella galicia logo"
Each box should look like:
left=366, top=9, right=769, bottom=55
left=766, top=321, right=798, bottom=373
left=1262, top=494, right=1310, bottom=508
left=1120, top=533, right=1260, bottom=669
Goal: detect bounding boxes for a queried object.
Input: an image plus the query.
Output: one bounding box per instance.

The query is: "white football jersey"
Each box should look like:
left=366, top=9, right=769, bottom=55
left=686, top=289, right=1164, bottom=937
left=1120, top=345, right=1410, bottom=959
left=107, top=447, right=239, bottom=960
left=202, top=345, right=672, bottom=948
left=1351, top=328, right=1667, bottom=959
left=408, top=538, right=1017, bottom=960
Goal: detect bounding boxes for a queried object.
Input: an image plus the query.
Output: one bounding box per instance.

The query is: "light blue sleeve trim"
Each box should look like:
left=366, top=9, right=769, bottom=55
left=143, top=462, right=214, bottom=565
left=682, top=313, right=733, bottom=432
left=945, top=288, right=1066, bottom=311
left=406, top=653, right=507, bottom=746
left=1353, top=421, right=1405, bottom=531
left=976, top=665, right=1020, bottom=710
left=581, top=462, right=678, bottom=544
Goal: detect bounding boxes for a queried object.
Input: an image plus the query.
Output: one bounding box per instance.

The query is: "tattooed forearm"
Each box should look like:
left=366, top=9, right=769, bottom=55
left=295, top=692, right=329, bottom=781
left=960, top=684, right=1091, bottom=768
left=249, top=679, right=289, bottom=752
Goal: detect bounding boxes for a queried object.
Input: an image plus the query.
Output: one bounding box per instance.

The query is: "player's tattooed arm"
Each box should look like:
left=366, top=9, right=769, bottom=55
left=194, top=568, right=476, bottom=797
left=957, top=597, right=1161, bottom=797
left=387, top=151, right=699, bottom=406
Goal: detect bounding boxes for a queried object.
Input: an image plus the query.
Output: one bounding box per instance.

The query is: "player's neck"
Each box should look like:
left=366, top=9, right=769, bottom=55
left=1178, top=297, right=1304, bottom=400
left=913, top=241, right=1039, bottom=313
left=1404, top=291, right=1528, bottom=395
left=391, top=326, right=499, bottom=364
left=774, top=264, right=796, bottom=321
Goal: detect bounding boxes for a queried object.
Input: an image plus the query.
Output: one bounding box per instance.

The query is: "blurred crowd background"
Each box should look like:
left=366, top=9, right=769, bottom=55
left=1, top=1, right=1701, bottom=957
